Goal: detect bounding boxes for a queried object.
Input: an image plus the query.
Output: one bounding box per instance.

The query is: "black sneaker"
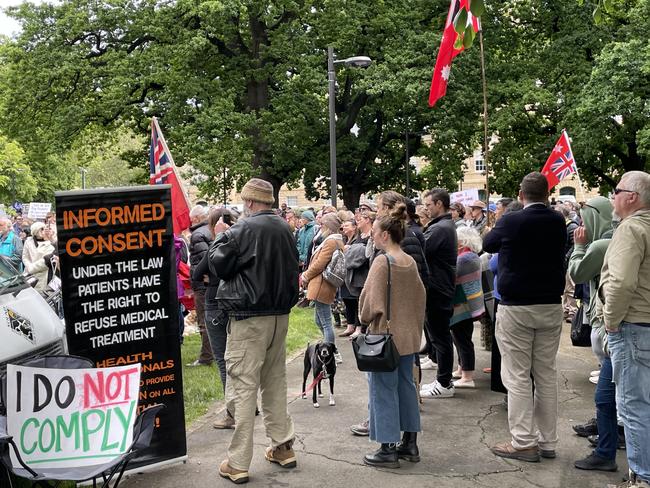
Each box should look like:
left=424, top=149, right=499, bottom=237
left=588, top=434, right=626, bottom=450
left=574, top=452, right=618, bottom=472
left=573, top=417, right=598, bottom=437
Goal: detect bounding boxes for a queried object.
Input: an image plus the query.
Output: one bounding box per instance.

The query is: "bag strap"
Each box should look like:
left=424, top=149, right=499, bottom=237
left=384, top=254, right=391, bottom=330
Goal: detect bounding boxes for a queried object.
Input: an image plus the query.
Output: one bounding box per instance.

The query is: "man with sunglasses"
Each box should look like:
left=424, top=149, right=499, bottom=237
left=601, top=171, right=650, bottom=488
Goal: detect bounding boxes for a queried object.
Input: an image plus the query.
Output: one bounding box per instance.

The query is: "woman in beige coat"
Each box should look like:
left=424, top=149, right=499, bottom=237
left=358, top=203, right=426, bottom=469
left=301, top=213, right=344, bottom=361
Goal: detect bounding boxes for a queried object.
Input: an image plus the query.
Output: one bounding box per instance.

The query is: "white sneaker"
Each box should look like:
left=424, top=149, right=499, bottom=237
left=590, top=369, right=600, bottom=377
left=453, top=379, right=475, bottom=388
left=420, top=380, right=455, bottom=398
left=589, top=375, right=599, bottom=384
left=334, top=352, right=343, bottom=364
left=420, top=357, right=437, bottom=370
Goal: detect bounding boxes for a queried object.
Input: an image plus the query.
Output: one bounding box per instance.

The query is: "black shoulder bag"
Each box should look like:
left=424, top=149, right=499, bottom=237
left=352, top=255, right=400, bottom=372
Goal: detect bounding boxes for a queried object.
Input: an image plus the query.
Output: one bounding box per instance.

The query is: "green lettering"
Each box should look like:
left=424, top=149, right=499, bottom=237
left=113, top=401, right=136, bottom=451
left=20, top=418, right=39, bottom=454
left=38, top=419, right=55, bottom=453
left=81, top=409, right=105, bottom=451
left=100, top=408, right=119, bottom=452
left=55, top=412, right=80, bottom=452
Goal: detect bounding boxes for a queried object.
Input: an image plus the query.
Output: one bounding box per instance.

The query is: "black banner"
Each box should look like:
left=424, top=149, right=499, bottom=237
left=55, top=185, right=186, bottom=468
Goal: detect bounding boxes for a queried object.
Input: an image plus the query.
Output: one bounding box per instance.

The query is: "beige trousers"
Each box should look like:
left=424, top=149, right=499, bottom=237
left=562, top=272, right=578, bottom=318
left=496, top=303, right=563, bottom=450
left=225, top=314, right=294, bottom=470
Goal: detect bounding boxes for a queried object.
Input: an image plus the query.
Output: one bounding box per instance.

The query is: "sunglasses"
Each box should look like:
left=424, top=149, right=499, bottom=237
left=613, top=188, right=637, bottom=195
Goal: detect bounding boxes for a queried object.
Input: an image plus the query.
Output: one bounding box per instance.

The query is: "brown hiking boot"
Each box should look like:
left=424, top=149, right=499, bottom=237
left=213, top=412, right=235, bottom=429
left=491, top=441, right=540, bottom=462
left=218, top=460, right=249, bottom=484
left=265, top=440, right=297, bottom=468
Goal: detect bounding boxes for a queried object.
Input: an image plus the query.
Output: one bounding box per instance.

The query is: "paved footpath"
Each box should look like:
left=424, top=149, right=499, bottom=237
left=123, top=325, right=628, bottom=488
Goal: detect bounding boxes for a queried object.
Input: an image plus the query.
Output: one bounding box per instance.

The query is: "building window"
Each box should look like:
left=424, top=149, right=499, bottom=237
left=286, top=196, right=298, bottom=207
left=559, top=187, right=576, bottom=196
left=475, top=156, right=485, bottom=173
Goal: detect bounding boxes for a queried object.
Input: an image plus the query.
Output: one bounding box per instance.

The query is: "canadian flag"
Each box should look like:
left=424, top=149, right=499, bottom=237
left=428, top=0, right=480, bottom=108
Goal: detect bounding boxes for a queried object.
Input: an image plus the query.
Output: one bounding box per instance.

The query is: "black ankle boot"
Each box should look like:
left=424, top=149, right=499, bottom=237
left=363, top=443, right=400, bottom=468
left=397, top=432, right=420, bottom=462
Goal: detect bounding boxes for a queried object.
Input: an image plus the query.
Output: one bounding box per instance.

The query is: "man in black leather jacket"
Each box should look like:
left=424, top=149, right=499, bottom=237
left=420, top=188, right=458, bottom=399
left=209, top=178, right=299, bottom=484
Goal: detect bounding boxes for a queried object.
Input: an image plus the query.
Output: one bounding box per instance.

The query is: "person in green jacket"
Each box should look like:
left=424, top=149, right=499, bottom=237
left=568, top=196, right=620, bottom=473
left=297, top=210, right=317, bottom=269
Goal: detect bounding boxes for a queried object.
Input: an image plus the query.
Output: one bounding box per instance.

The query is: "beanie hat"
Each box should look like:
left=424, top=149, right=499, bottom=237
left=241, top=178, right=275, bottom=205
left=31, top=221, right=46, bottom=236
left=301, top=210, right=315, bottom=222
left=320, top=213, right=342, bottom=233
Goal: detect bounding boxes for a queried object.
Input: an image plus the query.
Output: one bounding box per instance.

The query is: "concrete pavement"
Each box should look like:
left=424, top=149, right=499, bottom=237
left=122, top=325, right=628, bottom=488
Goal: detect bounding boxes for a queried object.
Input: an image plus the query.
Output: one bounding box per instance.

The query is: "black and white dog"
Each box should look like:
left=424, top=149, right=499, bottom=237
left=301, top=342, right=337, bottom=408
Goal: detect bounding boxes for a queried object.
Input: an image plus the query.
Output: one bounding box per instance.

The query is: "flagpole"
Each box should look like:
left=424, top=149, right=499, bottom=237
left=152, top=117, right=192, bottom=209
left=478, top=27, right=490, bottom=205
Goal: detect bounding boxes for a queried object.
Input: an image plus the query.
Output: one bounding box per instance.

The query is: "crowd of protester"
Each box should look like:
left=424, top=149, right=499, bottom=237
left=0, top=211, right=60, bottom=290
left=189, top=171, right=650, bottom=488
left=3, top=170, right=649, bottom=488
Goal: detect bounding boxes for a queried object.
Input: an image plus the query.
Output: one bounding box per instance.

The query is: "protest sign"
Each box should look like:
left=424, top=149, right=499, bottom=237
left=55, top=185, right=186, bottom=469
left=7, top=364, right=140, bottom=469
left=27, top=202, right=52, bottom=220
left=450, top=189, right=480, bottom=206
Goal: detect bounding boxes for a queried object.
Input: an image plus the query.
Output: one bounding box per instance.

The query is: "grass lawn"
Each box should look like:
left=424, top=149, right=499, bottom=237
left=181, top=306, right=321, bottom=424
left=8, top=307, right=321, bottom=487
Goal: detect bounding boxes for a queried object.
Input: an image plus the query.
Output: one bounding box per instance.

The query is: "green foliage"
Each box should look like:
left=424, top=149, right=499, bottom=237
left=0, top=135, right=37, bottom=203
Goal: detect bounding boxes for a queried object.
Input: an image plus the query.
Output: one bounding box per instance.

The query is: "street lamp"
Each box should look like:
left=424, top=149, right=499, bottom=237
left=328, top=47, right=372, bottom=208
left=79, top=167, right=88, bottom=189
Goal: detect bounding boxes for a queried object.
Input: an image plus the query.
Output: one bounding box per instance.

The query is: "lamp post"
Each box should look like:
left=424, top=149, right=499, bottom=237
left=80, top=167, right=88, bottom=189
left=328, top=47, right=371, bottom=208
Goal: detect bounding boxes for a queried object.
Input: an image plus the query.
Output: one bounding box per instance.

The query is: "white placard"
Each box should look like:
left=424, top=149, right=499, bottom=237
left=7, top=363, right=141, bottom=469
left=450, top=189, right=480, bottom=207
left=27, top=202, right=52, bottom=220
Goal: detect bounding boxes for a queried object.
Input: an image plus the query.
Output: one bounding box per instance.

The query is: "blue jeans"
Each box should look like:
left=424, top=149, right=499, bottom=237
left=609, top=322, right=650, bottom=482
left=314, top=300, right=335, bottom=344
left=594, top=357, right=617, bottom=460
left=368, top=354, right=421, bottom=443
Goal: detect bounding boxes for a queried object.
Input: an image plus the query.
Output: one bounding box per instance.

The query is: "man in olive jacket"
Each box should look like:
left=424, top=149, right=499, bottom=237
left=601, top=171, right=650, bottom=487
left=209, top=178, right=299, bottom=484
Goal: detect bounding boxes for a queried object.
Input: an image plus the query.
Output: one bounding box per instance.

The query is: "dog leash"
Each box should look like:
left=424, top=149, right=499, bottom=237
left=302, top=371, right=324, bottom=395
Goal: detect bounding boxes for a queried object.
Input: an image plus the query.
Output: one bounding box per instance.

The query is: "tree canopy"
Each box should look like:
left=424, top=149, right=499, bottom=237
left=0, top=0, right=646, bottom=206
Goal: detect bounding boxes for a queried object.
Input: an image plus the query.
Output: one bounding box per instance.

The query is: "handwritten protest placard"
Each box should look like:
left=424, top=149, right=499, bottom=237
left=27, top=202, right=52, bottom=220
left=450, top=189, right=480, bottom=207
left=6, top=364, right=140, bottom=469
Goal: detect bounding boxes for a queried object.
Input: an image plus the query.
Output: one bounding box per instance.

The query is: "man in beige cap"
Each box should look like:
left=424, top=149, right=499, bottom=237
left=209, top=177, right=299, bottom=484
left=469, top=200, right=488, bottom=235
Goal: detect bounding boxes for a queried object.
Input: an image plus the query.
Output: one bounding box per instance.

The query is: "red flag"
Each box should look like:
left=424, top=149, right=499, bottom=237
left=149, top=118, right=191, bottom=234
left=540, top=130, right=578, bottom=190
left=428, top=0, right=480, bottom=107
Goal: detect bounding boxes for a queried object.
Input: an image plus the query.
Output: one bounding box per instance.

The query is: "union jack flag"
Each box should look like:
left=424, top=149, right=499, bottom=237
left=540, top=130, right=578, bottom=190
left=149, top=117, right=191, bottom=234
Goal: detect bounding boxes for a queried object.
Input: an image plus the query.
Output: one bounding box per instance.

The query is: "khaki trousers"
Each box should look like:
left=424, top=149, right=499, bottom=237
left=562, top=272, right=578, bottom=319
left=496, top=303, right=563, bottom=450
left=225, top=314, right=294, bottom=470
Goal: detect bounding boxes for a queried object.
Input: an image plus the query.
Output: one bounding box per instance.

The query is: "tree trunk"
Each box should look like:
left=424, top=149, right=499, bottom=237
left=341, top=184, right=364, bottom=211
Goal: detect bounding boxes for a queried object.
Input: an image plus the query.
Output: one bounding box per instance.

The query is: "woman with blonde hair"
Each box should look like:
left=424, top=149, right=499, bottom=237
left=359, top=203, right=426, bottom=468
left=302, top=213, right=344, bottom=363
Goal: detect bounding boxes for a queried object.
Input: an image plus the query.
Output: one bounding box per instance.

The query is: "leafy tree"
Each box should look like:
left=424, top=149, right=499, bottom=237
left=0, top=135, right=37, bottom=204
